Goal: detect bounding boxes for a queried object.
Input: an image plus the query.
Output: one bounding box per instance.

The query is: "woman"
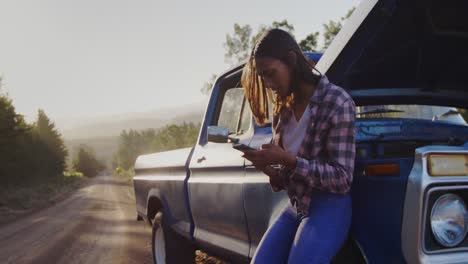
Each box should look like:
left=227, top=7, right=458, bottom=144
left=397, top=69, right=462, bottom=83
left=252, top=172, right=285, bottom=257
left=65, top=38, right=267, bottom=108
left=240, top=28, right=356, bottom=264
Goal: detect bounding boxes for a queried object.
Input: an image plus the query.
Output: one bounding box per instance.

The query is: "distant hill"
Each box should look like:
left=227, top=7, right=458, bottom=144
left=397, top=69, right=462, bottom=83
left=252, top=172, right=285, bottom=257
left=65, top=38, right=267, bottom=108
left=58, top=102, right=206, bottom=140
left=60, top=101, right=206, bottom=167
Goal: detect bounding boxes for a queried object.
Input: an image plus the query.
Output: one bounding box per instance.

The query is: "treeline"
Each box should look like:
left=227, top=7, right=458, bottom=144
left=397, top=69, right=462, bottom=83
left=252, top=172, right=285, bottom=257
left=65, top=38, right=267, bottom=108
left=0, top=87, right=67, bottom=185
left=72, top=145, right=106, bottom=178
left=113, top=122, right=200, bottom=171
left=201, top=9, right=356, bottom=95
left=0, top=81, right=104, bottom=185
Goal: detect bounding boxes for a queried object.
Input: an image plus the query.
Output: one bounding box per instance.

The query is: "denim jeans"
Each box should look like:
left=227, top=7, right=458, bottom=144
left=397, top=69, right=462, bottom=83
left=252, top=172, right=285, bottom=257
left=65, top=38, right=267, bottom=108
left=251, top=190, right=352, bottom=264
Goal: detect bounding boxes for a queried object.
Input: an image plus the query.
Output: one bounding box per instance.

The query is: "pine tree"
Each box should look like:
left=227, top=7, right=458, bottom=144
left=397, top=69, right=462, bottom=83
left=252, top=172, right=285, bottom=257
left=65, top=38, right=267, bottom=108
left=0, top=79, right=31, bottom=185
left=73, top=145, right=103, bottom=177
left=33, top=109, right=68, bottom=179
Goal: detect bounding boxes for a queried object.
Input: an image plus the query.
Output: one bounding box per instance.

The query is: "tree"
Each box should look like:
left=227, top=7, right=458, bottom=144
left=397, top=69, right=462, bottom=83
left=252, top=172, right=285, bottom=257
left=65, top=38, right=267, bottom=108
left=201, top=20, right=297, bottom=96
left=113, top=122, right=201, bottom=171
left=224, top=24, right=253, bottom=66
left=150, top=122, right=200, bottom=152
left=251, top=20, right=296, bottom=49
left=34, top=109, right=68, bottom=176
left=224, top=20, right=296, bottom=67
left=299, top=32, right=320, bottom=52
left=0, top=79, right=70, bottom=185
left=204, top=8, right=356, bottom=96
left=200, top=74, right=217, bottom=95
left=322, top=7, right=355, bottom=50
left=0, top=79, right=29, bottom=139
left=113, top=129, right=156, bottom=170
left=0, top=79, right=32, bottom=185
left=322, top=20, right=342, bottom=50
left=73, top=145, right=104, bottom=177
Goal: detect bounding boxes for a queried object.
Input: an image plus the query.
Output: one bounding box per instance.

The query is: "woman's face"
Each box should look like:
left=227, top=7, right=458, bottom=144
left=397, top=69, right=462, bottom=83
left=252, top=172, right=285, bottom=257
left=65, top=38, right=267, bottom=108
left=255, top=56, right=292, bottom=97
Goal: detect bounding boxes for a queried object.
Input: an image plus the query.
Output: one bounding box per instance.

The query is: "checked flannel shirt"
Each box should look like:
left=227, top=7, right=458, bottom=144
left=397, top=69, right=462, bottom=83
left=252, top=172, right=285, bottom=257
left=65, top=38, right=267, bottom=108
left=272, top=75, right=356, bottom=216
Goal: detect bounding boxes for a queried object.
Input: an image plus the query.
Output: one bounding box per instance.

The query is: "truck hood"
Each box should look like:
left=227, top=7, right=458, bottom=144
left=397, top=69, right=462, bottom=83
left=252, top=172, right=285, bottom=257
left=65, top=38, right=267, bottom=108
left=316, top=0, right=468, bottom=108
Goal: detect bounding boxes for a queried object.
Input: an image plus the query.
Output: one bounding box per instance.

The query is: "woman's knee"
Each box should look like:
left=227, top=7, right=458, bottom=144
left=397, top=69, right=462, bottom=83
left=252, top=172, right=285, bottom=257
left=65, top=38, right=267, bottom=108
left=287, top=231, right=346, bottom=264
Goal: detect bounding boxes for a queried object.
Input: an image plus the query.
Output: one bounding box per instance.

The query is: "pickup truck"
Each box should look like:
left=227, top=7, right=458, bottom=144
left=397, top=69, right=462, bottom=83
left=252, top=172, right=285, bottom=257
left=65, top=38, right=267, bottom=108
left=133, top=0, right=468, bottom=263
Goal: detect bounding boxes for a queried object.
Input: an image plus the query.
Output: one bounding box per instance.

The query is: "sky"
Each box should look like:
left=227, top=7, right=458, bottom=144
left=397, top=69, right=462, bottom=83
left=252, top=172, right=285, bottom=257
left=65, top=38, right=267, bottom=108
left=0, top=0, right=360, bottom=124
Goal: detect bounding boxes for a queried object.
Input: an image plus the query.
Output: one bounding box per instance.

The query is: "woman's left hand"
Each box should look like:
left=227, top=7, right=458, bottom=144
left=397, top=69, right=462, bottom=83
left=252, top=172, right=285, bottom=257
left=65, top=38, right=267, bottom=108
left=242, top=144, right=296, bottom=169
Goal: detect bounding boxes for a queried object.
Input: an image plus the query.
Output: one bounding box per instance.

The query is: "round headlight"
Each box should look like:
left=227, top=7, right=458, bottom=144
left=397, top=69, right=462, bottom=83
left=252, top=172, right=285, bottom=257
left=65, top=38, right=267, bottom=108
left=431, top=193, right=468, bottom=247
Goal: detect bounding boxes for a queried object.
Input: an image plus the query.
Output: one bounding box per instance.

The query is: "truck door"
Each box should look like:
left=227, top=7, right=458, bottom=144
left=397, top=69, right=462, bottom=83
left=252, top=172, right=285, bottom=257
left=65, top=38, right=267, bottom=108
left=189, top=84, right=253, bottom=262
left=241, top=110, right=290, bottom=259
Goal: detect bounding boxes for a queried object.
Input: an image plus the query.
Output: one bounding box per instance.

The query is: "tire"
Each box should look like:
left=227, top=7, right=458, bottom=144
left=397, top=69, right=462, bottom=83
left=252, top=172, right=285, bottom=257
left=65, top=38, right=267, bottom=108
left=152, top=212, right=195, bottom=264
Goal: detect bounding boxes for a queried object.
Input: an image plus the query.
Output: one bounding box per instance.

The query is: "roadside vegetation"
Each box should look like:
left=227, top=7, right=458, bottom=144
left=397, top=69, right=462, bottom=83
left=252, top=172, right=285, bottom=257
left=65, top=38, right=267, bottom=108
left=0, top=82, right=104, bottom=222
left=113, top=122, right=201, bottom=180
left=0, top=172, right=85, bottom=225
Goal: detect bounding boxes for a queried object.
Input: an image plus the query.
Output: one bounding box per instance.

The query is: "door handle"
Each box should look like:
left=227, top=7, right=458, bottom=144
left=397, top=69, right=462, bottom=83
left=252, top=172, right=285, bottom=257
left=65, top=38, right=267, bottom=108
left=197, top=156, right=206, bottom=163
left=246, top=164, right=282, bottom=170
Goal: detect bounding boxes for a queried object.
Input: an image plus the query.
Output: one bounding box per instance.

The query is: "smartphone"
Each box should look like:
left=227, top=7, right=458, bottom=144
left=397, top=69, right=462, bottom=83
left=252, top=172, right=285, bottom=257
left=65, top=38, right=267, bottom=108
left=232, top=143, right=256, bottom=151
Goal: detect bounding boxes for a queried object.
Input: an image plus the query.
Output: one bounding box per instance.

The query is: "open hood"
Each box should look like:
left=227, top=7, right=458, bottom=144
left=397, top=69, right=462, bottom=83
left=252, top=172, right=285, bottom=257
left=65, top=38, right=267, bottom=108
left=316, top=0, right=468, bottom=108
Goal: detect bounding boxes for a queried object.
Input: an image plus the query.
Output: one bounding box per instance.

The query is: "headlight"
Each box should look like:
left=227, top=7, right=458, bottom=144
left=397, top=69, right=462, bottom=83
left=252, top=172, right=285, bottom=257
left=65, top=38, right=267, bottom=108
left=431, top=193, right=468, bottom=247
left=428, top=154, right=468, bottom=176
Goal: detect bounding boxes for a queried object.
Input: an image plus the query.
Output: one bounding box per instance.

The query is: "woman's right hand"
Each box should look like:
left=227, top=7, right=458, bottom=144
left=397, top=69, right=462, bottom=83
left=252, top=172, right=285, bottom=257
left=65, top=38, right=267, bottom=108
left=241, top=150, right=284, bottom=191
left=261, top=165, right=284, bottom=192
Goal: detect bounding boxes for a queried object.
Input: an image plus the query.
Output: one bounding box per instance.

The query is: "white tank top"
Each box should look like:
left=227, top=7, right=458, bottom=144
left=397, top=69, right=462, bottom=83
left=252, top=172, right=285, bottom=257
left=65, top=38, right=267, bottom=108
left=282, top=106, right=311, bottom=156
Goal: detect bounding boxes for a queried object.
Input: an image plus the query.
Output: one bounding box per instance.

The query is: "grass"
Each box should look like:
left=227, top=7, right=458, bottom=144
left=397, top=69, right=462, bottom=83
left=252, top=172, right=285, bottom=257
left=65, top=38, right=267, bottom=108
left=195, top=250, right=228, bottom=264
left=0, top=172, right=88, bottom=225
left=113, top=166, right=135, bottom=182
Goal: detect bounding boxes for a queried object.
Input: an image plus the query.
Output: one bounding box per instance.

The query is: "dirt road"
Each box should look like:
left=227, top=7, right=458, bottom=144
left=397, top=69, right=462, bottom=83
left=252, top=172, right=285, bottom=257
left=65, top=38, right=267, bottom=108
left=0, top=176, right=153, bottom=264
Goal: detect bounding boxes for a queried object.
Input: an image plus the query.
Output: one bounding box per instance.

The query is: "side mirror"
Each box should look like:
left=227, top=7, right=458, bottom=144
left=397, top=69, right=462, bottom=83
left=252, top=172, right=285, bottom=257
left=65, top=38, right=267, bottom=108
left=207, top=126, right=239, bottom=143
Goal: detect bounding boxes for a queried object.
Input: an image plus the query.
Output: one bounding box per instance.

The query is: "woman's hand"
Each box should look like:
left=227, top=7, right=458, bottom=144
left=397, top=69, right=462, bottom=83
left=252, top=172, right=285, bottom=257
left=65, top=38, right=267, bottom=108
left=239, top=145, right=294, bottom=191
left=245, top=164, right=284, bottom=192
left=263, top=165, right=284, bottom=192
left=241, top=144, right=296, bottom=169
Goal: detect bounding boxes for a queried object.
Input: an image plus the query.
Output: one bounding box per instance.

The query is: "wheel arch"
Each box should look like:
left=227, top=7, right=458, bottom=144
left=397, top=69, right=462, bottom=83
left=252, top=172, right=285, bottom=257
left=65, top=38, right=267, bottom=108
left=146, top=189, right=169, bottom=226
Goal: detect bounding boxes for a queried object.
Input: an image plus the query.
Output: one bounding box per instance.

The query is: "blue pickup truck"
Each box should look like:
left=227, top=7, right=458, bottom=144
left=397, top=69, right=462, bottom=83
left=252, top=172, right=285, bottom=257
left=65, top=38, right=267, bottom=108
left=133, top=0, right=468, bottom=263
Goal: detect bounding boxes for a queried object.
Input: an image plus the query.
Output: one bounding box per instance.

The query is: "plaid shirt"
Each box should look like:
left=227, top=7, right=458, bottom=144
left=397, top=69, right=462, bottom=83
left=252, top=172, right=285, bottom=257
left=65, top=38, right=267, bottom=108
left=272, top=75, right=356, bottom=215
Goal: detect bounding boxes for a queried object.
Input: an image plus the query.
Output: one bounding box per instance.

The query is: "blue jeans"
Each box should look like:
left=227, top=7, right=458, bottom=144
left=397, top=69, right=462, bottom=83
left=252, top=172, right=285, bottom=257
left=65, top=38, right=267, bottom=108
left=251, top=190, right=352, bottom=264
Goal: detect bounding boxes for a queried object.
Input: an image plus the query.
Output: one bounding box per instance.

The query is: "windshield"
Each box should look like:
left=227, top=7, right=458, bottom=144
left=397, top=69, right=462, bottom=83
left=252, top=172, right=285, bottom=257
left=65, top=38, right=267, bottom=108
left=356, top=105, right=468, bottom=125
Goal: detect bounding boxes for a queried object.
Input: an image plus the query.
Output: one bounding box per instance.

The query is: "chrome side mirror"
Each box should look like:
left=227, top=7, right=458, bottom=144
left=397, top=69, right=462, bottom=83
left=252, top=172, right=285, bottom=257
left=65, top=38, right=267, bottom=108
left=207, top=126, right=229, bottom=143
left=207, top=126, right=239, bottom=143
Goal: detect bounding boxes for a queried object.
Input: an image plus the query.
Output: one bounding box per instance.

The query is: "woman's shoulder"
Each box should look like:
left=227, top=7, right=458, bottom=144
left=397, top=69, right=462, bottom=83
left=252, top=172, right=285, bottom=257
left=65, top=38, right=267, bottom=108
left=322, top=76, right=354, bottom=107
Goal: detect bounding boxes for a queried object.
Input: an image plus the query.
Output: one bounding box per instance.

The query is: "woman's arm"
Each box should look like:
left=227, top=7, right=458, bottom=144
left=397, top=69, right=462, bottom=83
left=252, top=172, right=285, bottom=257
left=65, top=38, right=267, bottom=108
left=243, top=97, right=355, bottom=193
left=284, top=98, right=356, bottom=194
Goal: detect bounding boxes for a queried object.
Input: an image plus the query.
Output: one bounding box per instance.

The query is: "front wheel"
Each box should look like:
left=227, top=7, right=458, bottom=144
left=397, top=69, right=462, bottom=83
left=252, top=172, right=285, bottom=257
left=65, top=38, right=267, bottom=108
left=151, top=212, right=195, bottom=264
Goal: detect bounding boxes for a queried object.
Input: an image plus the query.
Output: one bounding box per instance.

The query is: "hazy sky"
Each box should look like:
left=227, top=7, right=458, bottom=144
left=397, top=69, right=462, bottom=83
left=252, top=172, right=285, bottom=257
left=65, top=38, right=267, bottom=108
left=0, top=0, right=359, bottom=123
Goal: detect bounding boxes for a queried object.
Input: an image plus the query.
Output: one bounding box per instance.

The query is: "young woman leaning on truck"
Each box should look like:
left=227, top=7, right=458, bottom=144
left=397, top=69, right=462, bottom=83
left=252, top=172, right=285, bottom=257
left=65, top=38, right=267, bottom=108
left=240, top=28, right=356, bottom=264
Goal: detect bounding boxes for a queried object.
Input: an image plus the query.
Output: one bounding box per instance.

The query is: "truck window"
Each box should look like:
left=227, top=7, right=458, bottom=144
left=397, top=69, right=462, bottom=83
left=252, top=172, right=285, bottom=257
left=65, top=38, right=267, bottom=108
left=238, top=97, right=252, bottom=134
left=218, top=87, right=251, bottom=134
